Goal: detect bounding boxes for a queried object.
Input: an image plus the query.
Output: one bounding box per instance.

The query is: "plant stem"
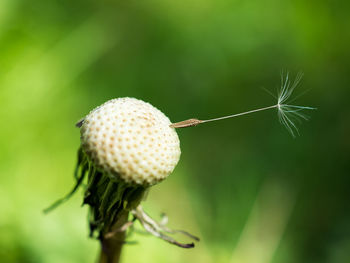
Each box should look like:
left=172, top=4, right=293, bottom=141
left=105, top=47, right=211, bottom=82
left=98, top=211, right=129, bottom=263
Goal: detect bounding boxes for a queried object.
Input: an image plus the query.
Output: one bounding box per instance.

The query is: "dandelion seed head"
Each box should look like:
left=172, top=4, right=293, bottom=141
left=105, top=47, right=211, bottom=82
left=80, top=97, right=181, bottom=186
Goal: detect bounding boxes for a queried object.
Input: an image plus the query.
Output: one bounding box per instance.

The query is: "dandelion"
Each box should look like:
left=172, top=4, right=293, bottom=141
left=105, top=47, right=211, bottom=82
left=45, top=73, right=314, bottom=263
left=171, top=72, right=316, bottom=137
left=45, top=98, right=198, bottom=262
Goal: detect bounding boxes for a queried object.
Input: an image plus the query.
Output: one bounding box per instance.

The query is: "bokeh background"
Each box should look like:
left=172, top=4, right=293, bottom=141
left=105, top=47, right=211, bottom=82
left=1, top=0, right=349, bottom=262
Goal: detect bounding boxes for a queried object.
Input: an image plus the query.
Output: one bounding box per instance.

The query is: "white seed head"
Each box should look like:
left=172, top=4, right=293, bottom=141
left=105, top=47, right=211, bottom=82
left=80, top=98, right=181, bottom=186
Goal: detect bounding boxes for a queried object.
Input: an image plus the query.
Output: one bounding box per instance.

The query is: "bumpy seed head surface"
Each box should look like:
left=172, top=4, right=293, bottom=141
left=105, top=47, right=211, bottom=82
left=80, top=98, right=181, bottom=186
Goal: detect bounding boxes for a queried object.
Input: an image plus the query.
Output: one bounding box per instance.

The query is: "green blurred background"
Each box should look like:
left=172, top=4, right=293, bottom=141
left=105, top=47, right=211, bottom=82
left=0, top=0, right=349, bottom=262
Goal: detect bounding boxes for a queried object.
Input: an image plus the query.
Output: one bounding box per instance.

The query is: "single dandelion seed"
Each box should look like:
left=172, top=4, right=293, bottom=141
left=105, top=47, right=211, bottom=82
left=170, top=72, right=316, bottom=137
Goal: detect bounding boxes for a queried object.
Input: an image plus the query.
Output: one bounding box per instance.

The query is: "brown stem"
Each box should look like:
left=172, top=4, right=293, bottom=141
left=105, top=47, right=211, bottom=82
left=98, top=211, right=129, bottom=263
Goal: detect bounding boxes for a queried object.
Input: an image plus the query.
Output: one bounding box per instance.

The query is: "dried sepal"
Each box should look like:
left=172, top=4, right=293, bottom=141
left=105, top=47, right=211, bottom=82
left=131, top=206, right=199, bottom=248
